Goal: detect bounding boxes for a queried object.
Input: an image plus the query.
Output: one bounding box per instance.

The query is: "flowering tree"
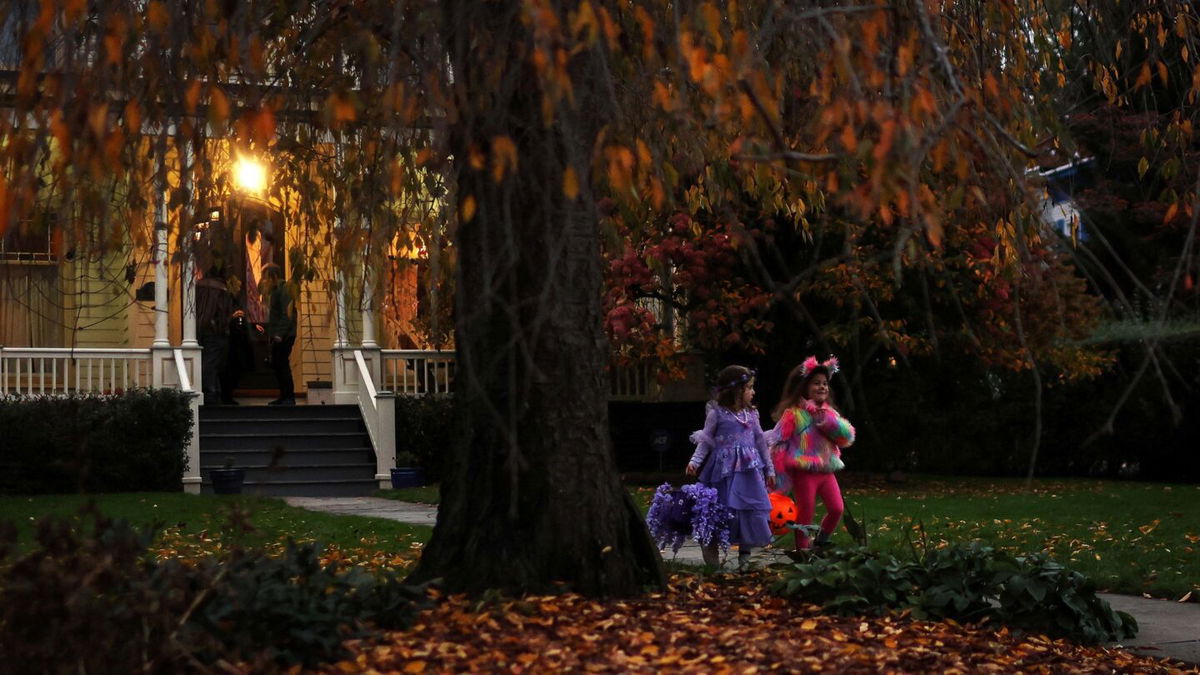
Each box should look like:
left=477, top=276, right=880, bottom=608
left=603, top=211, right=774, bottom=378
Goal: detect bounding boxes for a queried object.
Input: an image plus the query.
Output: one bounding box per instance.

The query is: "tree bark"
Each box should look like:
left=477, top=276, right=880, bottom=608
left=408, top=0, right=666, bottom=597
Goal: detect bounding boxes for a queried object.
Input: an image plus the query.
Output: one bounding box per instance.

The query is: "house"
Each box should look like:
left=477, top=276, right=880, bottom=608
left=0, top=7, right=707, bottom=495
left=0, top=9, right=455, bottom=493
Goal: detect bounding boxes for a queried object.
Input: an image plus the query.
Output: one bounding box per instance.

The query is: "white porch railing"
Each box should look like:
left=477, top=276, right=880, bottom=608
left=381, top=349, right=456, bottom=396
left=341, top=350, right=396, bottom=489
left=333, top=349, right=454, bottom=488
left=0, top=347, right=153, bottom=395
left=609, top=361, right=652, bottom=400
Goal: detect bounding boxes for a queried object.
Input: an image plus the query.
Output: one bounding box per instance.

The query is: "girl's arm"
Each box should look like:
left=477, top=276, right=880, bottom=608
left=816, top=410, right=856, bottom=447
left=751, top=411, right=775, bottom=478
left=776, top=408, right=797, bottom=443
left=686, top=406, right=720, bottom=472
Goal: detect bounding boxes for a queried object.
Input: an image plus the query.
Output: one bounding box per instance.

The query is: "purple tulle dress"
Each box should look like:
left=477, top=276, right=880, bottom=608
left=687, top=403, right=775, bottom=548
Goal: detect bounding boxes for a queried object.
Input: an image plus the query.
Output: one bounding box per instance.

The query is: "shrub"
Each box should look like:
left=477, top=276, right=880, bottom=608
left=0, top=505, right=430, bottom=671
left=393, top=394, right=455, bottom=482
left=771, top=543, right=1137, bottom=644
left=0, top=389, right=192, bottom=494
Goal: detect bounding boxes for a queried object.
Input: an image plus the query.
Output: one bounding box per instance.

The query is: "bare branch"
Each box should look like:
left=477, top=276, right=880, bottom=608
left=733, top=151, right=838, bottom=164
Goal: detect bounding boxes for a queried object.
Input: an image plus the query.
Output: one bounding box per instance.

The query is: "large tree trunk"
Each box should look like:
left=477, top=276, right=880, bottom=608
left=407, top=0, right=666, bottom=596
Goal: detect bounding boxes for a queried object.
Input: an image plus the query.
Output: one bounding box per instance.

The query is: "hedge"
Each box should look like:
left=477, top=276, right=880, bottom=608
left=392, top=394, right=455, bottom=482
left=0, top=389, right=192, bottom=494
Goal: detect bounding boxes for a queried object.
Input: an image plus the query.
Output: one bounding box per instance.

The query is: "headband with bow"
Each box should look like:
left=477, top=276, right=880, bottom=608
left=799, top=355, right=840, bottom=379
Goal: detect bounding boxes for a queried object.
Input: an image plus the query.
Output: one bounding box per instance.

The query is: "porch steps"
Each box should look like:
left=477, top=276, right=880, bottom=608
left=198, top=404, right=379, bottom=497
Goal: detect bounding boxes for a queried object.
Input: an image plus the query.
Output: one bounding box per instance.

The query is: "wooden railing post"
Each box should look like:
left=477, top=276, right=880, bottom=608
left=332, top=346, right=357, bottom=404
left=182, top=390, right=202, bottom=494
left=375, top=391, right=396, bottom=489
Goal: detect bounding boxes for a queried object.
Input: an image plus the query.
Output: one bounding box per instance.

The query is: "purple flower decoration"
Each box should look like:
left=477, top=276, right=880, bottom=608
left=646, top=482, right=732, bottom=554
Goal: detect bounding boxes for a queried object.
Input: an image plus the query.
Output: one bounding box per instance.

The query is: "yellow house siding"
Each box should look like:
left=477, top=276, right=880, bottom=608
left=67, top=251, right=130, bottom=348
left=299, top=280, right=334, bottom=386
left=129, top=257, right=158, bottom=348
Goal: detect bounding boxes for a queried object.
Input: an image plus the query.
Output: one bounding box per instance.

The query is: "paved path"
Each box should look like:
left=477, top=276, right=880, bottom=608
left=285, top=496, right=1200, bottom=666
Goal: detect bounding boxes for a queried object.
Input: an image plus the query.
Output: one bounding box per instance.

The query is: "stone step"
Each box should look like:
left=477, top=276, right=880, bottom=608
left=199, top=417, right=365, bottom=435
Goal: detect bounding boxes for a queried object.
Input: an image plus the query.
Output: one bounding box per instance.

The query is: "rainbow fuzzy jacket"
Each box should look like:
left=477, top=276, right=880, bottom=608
left=769, top=401, right=855, bottom=474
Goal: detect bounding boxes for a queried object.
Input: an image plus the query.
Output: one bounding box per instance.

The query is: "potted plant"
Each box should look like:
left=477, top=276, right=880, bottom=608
left=211, top=455, right=245, bottom=495
left=390, top=451, right=426, bottom=489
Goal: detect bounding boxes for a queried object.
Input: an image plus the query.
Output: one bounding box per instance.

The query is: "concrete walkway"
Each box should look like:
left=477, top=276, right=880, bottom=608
left=284, top=496, right=1200, bottom=666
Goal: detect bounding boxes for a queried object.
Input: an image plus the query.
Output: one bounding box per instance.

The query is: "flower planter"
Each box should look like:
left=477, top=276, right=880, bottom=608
left=211, top=467, right=245, bottom=494
left=390, top=467, right=426, bottom=489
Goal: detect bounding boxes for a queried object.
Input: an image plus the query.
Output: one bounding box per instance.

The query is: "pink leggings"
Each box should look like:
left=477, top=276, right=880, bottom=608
left=789, top=471, right=844, bottom=550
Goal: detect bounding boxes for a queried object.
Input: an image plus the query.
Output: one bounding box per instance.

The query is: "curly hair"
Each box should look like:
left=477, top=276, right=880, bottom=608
left=714, top=365, right=755, bottom=411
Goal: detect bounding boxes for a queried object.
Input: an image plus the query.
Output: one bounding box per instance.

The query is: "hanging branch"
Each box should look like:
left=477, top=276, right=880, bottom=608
left=1012, top=284, right=1044, bottom=487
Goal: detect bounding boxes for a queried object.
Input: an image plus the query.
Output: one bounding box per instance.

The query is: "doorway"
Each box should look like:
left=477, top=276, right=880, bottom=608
left=228, top=199, right=286, bottom=395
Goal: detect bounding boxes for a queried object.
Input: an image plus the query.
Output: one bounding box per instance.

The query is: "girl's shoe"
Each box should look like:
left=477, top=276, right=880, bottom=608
left=737, top=551, right=752, bottom=572
left=701, top=545, right=720, bottom=567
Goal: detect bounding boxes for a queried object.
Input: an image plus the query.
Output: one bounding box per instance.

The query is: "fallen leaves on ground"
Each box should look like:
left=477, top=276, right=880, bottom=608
left=151, top=529, right=424, bottom=571
left=317, top=573, right=1190, bottom=674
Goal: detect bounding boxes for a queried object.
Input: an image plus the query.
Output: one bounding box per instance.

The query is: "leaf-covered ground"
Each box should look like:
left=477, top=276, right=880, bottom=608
left=317, top=573, right=1191, bottom=674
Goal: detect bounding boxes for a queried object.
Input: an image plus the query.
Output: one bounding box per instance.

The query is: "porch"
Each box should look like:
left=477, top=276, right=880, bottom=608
left=0, top=343, right=674, bottom=495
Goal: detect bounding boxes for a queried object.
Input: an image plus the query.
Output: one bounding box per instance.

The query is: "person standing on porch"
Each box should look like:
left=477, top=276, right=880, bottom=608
left=262, top=263, right=296, bottom=406
left=195, top=266, right=235, bottom=406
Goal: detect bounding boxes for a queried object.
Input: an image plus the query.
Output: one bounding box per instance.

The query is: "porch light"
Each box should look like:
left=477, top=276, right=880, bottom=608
left=234, top=155, right=268, bottom=195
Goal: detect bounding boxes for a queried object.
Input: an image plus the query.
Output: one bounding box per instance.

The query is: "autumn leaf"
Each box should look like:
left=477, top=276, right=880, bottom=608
left=563, top=166, right=580, bottom=199
left=570, top=1, right=598, bottom=44
left=184, top=80, right=202, bottom=114
left=490, top=135, right=518, bottom=183
left=873, top=119, right=895, bottom=160
left=460, top=195, right=477, bottom=223
left=840, top=125, right=858, bottom=153
left=597, top=6, right=620, bottom=50
left=146, top=1, right=169, bottom=34
left=124, top=100, right=141, bottom=135
left=1164, top=202, right=1178, bottom=225
left=209, top=87, right=230, bottom=124
left=252, top=106, right=276, bottom=145
left=984, top=71, right=1000, bottom=99
left=468, top=144, right=485, bottom=171
left=87, top=103, right=109, bottom=140
left=1135, top=62, right=1152, bottom=89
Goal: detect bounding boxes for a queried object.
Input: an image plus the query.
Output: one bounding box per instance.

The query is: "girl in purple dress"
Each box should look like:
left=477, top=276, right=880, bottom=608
left=685, top=365, right=777, bottom=570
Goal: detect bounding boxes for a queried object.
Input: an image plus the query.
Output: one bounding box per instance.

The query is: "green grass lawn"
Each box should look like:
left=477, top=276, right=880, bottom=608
left=626, top=474, right=1200, bottom=599
left=374, top=485, right=441, bottom=504
left=834, top=476, right=1200, bottom=600
left=0, top=493, right=431, bottom=565
left=8, top=476, right=1197, bottom=599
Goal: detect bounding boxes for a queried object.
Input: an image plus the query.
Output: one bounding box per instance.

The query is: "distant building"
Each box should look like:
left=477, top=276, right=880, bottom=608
left=1036, top=157, right=1095, bottom=242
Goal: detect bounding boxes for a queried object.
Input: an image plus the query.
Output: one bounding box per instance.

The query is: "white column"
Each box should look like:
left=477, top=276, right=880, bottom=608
left=152, top=220, right=169, bottom=348
left=329, top=139, right=354, bottom=404
left=361, top=266, right=378, bottom=348
left=180, top=142, right=198, bottom=348
left=335, top=269, right=349, bottom=348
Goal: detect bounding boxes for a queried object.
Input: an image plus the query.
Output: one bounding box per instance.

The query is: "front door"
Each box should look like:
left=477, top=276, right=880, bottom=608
left=229, top=199, right=286, bottom=395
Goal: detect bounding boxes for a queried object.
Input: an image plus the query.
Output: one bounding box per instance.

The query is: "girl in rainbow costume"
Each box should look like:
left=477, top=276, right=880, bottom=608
left=769, top=356, right=855, bottom=550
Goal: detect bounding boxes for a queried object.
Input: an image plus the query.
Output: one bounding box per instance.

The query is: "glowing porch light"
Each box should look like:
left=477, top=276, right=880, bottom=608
left=234, top=155, right=268, bottom=195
